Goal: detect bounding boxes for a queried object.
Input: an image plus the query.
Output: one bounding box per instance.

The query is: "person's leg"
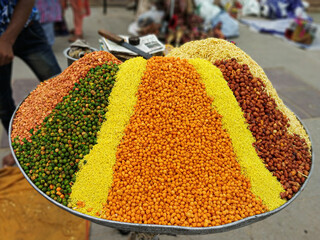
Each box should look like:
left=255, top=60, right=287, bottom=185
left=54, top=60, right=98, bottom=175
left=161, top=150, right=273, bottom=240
left=73, top=9, right=84, bottom=37
left=55, top=0, right=69, bottom=36
left=0, top=64, right=16, bottom=167
left=14, top=21, right=61, bottom=81
left=0, top=63, right=15, bottom=134
left=41, top=22, right=55, bottom=46
left=69, top=0, right=84, bottom=42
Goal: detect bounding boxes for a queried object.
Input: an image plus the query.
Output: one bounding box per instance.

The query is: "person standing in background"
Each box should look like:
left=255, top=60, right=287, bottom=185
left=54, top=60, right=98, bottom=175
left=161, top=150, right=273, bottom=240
left=54, top=0, right=69, bottom=36
left=35, top=0, right=62, bottom=46
left=0, top=0, right=61, bottom=167
left=60, top=0, right=90, bottom=42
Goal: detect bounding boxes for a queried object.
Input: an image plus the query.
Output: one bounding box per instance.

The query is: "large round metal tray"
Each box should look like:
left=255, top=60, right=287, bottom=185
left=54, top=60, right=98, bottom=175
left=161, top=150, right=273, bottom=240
left=9, top=95, right=314, bottom=235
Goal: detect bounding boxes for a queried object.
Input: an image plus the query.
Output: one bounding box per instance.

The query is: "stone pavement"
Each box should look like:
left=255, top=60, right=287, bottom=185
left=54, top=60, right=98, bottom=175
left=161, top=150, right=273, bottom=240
left=1, top=6, right=319, bottom=240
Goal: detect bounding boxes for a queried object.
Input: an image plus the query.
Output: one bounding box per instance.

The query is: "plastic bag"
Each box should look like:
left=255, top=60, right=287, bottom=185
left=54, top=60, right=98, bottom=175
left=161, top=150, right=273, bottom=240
left=137, top=6, right=165, bottom=27
left=238, top=0, right=260, bottom=16
left=195, top=0, right=221, bottom=25
left=211, top=11, right=239, bottom=38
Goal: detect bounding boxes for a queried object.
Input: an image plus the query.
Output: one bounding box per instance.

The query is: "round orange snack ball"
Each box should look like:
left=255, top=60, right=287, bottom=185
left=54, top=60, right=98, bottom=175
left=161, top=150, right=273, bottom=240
left=101, top=57, right=267, bottom=227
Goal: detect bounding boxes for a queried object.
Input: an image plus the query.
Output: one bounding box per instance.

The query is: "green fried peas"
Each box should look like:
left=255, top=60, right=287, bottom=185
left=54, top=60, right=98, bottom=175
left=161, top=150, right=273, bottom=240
left=12, top=61, right=120, bottom=206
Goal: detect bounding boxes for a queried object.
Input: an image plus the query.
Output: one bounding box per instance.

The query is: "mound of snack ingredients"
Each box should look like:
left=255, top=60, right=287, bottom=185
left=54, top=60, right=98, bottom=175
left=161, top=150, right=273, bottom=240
left=11, top=40, right=311, bottom=228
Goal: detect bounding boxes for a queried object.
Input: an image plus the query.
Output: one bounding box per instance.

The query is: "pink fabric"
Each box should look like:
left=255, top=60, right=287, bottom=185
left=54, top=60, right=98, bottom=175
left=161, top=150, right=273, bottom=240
left=36, top=0, right=62, bottom=24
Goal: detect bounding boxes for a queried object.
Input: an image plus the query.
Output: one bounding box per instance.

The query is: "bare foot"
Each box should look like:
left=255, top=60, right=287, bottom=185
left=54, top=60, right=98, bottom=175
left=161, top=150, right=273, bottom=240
left=2, top=153, right=15, bottom=168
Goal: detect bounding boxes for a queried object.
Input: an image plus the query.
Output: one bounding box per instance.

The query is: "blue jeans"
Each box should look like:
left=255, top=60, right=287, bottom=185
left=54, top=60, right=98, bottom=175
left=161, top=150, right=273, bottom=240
left=41, top=22, right=55, bottom=46
left=0, top=21, right=61, bottom=133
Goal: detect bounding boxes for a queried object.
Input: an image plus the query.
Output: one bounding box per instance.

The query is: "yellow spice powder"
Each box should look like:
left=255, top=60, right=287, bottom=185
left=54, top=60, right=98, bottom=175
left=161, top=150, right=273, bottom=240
left=189, top=58, right=286, bottom=210
left=69, top=57, right=147, bottom=215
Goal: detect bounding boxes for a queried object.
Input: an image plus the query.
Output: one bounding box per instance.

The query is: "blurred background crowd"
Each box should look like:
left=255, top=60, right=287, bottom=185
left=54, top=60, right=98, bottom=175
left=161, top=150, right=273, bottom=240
left=37, top=0, right=320, bottom=47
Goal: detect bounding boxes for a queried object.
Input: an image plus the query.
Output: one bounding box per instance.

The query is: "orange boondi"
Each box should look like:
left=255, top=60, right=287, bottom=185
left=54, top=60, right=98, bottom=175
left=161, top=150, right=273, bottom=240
left=101, top=57, right=267, bottom=227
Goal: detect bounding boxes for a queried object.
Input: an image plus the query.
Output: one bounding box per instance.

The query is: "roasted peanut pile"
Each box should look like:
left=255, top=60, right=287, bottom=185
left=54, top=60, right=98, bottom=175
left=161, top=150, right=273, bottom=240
left=214, top=59, right=311, bottom=200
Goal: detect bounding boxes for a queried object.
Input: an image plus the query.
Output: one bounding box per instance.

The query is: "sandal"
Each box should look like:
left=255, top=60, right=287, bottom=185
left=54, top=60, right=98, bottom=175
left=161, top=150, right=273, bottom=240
left=68, top=34, right=83, bottom=43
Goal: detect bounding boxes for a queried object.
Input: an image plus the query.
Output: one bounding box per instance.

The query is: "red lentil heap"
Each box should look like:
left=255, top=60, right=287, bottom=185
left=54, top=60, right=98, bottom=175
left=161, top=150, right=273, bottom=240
left=11, top=51, right=122, bottom=142
left=214, top=59, right=312, bottom=200
left=101, top=57, right=267, bottom=227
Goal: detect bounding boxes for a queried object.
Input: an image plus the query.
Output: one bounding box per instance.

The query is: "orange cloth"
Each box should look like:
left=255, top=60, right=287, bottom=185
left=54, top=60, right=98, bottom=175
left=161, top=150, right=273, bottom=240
left=0, top=167, right=90, bottom=240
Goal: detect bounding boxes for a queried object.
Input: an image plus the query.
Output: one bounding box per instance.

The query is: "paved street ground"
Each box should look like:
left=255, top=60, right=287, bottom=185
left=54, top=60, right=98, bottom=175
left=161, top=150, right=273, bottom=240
left=1, top=6, right=319, bottom=240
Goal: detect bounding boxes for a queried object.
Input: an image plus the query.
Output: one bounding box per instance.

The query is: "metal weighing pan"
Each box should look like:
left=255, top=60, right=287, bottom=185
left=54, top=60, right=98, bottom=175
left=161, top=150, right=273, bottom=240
left=9, top=95, right=314, bottom=236
left=63, top=47, right=97, bottom=66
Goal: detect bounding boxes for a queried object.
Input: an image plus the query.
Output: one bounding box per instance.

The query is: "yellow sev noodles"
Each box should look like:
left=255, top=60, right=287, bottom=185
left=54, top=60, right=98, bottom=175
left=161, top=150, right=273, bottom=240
left=69, top=57, right=147, bottom=215
left=189, top=59, right=285, bottom=210
left=167, top=38, right=311, bottom=149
